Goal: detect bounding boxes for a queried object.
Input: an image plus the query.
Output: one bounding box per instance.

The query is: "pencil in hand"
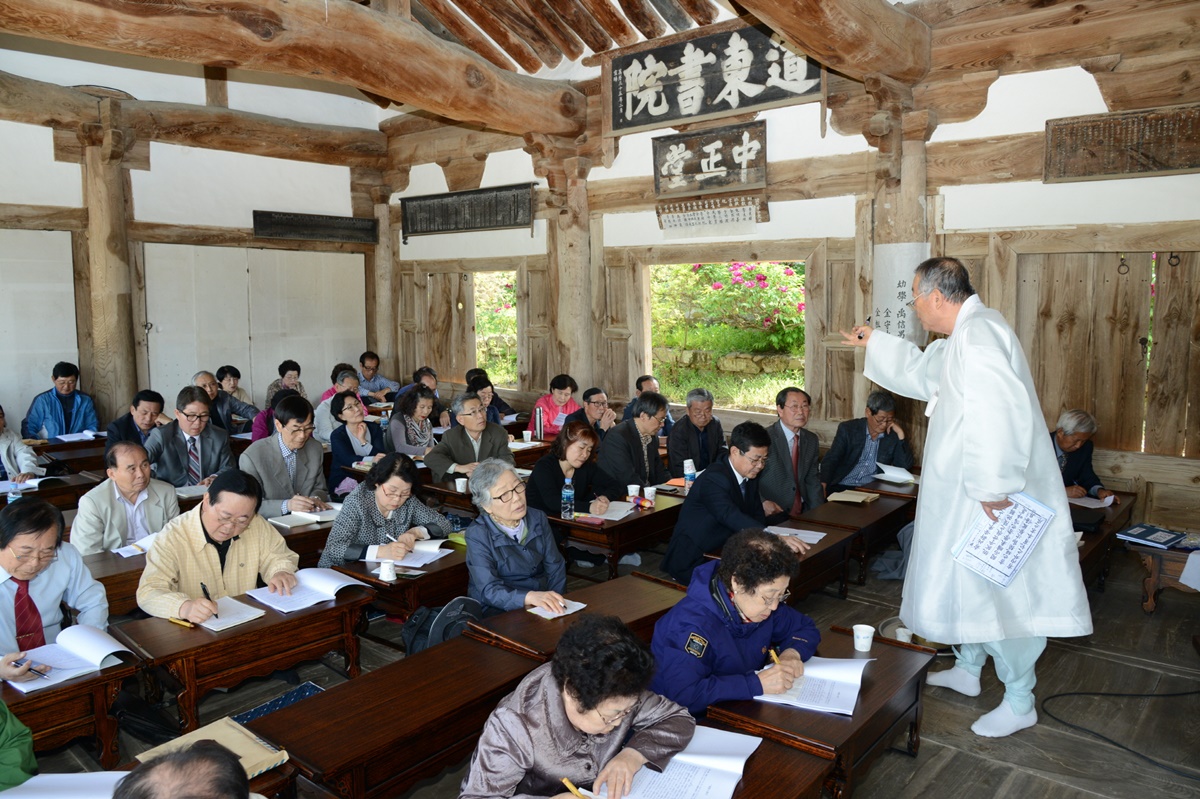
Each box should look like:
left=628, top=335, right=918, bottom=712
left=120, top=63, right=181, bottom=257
left=561, top=777, right=586, bottom=799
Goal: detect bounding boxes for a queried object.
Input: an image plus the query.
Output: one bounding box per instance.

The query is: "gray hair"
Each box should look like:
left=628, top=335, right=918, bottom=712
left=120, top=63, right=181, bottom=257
left=914, top=257, right=976, bottom=304
left=192, top=370, right=215, bottom=383
left=335, top=370, right=358, bottom=386
left=686, top=388, right=714, bottom=406
left=469, top=458, right=518, bottom=509
left=1056, top=409, right=1098, bottom=436
left=866, top=390, right=896, bottom=414
left=451, top=391, right=481, bottom=416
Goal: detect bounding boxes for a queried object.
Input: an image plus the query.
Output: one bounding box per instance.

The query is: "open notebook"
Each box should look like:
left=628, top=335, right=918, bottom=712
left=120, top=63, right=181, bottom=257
left=582, top=726, right=761, bottom=799
left=755, top=656, right=873, bottom=715
left=199, top=596, right=265, bottom=632
left=5, top=626, right=132, bottom=693
left=246, top=568, right=369, bottom=613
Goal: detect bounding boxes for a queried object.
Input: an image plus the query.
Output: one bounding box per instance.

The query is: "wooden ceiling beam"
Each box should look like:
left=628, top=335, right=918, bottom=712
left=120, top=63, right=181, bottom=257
left=617, top=0, right=666, bottom=41
left=674, top=0, right=717, bottom=27
left=484, top=0, right=567, bottom=68
left=545, top=0, right=615, bottom=53
left=451, top=0, right=547, bottom=73
left=577, top=0, right=640, bottom=47
left=646, top=0, right=693, bottom=32
left=736, top=0, right=931, bottom=85
left=417, top=0, right=521, bottom=71
left=0, top=68, right=100, bottom=128
left=0, top=0, right=587, bottom=137
left=514, top=0, right=586, bottom=62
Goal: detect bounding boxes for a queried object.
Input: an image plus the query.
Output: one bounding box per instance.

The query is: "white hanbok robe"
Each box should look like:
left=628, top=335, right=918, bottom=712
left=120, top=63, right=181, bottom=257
left=865, top=295, right=1092, bottom=644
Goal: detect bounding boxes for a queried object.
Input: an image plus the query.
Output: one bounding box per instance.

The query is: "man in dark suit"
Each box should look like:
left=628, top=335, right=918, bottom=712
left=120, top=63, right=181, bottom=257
left=619, top=375, right=674, bottom=435
left=820, top=390, right=915, bottom=492
left=759, top=387, right=824, bottom=521
left=564, top=387, right=617, bottom=441
left=424, top=393, right=515, bottom=481
left=105, top=389, right=166, bottom=456
left=194, top=371, right=259, bottom=433
left=144, top=386, right=234, bottom=488
left=661, top=422, right=772, bottom=584
left=597, top=391, right=669, bottom=489
left=1053, top=409, right=1119, bottom=504
left=666, top=387, right=725, bottom=478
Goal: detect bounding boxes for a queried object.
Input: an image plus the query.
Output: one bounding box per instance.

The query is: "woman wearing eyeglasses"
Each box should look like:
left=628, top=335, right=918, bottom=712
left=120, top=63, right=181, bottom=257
left=317, top=454, right=450, bottom=568
left=461, top=614, right=694, bottom=799
left=649, top=529, right=820, bottom=716
left=464, top=459, right=566, bottom=617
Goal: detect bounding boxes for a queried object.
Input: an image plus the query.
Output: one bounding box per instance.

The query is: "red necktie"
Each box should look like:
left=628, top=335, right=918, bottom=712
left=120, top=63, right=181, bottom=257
left=790, top=434, right=804, bottom=517
left=13, top=579, right=46, bottom=650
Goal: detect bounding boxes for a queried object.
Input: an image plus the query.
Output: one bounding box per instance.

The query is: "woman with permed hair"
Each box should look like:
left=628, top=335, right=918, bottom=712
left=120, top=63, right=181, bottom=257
left=460, top=615, right=695, bottom=799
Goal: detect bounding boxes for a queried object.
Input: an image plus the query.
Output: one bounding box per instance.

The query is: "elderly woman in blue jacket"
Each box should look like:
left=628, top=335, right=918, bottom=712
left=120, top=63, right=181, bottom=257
left=649, top=528, right=820, bottom=715
left=464, top=458, right=567, bottom=618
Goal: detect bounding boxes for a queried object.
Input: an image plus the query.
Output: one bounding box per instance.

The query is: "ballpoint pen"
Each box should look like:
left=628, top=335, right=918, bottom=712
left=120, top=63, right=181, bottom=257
left=200, top=582, right=218, bottom=618
left=857, top=315, right=872, bottom=339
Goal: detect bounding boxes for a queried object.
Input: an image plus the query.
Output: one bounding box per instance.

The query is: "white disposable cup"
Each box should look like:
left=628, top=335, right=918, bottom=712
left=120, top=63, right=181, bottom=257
left=895, top=627, right=913, bottom=643
left=853, top=624, right=875, bottom=652
left=643, top=486, right=657, bottom=502
left=379, top=560, right=397, bottom=581
left=627, top=484, right=640, bottom=498
left=522, top=430, right=532, bottom=443
left=455, top=477, right=468, bottom=493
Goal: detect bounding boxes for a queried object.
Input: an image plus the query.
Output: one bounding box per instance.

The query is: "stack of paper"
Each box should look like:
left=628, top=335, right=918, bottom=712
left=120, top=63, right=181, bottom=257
left=56, top=431, right=98, bottom=442
left=953, top=492, right=1054, bottom=587
left=138, top=716, right=288, bottom=778
left=826, top=490, right=879, bottom=504
left=756, top=656, right=873, bottom=715
left=289, top=502, right=343, bottom=524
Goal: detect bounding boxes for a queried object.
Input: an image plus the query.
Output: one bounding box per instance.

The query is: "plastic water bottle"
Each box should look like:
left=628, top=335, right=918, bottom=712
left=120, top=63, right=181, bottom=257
left=561, top=477, right=575, bottom=520
left=683, top=459, right=696, bottom=495
left=379, top=409, right=390, bottom=431
left=5, top=481, right=21, bottom=506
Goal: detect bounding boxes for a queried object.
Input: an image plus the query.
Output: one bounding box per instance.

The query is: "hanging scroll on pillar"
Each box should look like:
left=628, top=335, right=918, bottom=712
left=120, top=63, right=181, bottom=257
left=873, top=242, right=929, bottom=344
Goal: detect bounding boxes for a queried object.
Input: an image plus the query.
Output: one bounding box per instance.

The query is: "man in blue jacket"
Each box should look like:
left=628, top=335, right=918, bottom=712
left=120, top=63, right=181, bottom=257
left=650, top=529, right=820, bottom=715
left=21, top=361, right=98, bottom=439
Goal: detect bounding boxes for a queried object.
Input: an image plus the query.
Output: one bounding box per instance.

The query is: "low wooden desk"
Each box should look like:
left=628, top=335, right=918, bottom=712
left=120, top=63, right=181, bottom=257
left=332, top=548, right=469, bottom=618
left=3, top=655, right=140, bottom=768
left=31, top=436, right=108, bottom=455
left=1075, top=491, right=1136, bottom=590
left=119, top=757, right=299, bottom=799
left=247, top=636, right=537, bottom=799
left=509, top=441, right=551, bottom=468
left=704, top=521, right=857, bottom=601
left=1129, top=541, right=1197, bottom=612
left=464, top=572, right=684, bottom=661
left=86, top=550, right=146, bottom=616
left=419, top=480, right=477, bottom=514
left=43, top=445, right=107, bottom=474
left=855, top=478, right=918, bottom=502
left=717, top=736, right=832, bottom=799
left=268, top=518, right=335, bottom=568
left=556, top=493, right=685, bottom=580
left=0, top=473, right=100, bottom=510
left=797, top=497, right=912, bottom=585
left=708, top=627, right=936, bottom=799
left=109, top=587, right=373, bottom=732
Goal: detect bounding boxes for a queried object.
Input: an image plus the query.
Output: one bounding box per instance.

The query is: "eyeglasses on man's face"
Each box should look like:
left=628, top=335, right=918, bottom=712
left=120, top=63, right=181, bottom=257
left=8, top=546, right=58, bottom=563
left=179, top=412, right=210, bottom=423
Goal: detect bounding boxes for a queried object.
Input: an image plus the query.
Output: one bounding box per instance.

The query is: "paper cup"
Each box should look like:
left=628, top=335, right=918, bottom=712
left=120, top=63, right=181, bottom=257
left=379, top=560, right=397, bottom=581
left=455, top=477, right=468, bottom=493
left=643, top=486, right=657, bottom=502
left=627, top=484, right=640, bottom=499
left=895, top=627, right=913, bottom=643
left=852, top=624, right=875, bottom=652
left=522, top=430, right=533, bottom=443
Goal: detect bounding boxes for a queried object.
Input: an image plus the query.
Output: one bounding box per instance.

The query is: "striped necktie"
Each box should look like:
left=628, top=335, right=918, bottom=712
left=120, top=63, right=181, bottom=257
left=187, top=437, right=202, bottom=486
left=13, top=578, right=45, bottom=650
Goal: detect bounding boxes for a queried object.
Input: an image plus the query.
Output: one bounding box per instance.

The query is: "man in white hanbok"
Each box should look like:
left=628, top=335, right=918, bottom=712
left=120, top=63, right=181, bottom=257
left=844, top=257, right=1091, bottom=738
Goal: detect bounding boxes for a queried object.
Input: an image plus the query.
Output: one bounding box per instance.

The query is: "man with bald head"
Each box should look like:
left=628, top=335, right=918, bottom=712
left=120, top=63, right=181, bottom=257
left=194, top=370, right=258, bottom=433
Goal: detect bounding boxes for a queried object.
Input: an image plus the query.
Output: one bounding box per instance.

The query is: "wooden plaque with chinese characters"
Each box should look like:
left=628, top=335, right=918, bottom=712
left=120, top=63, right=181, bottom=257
left=602, top=17, right=821, bottom=136
left=653, top=121, right=767, bottom=198
left=1044, top=105, right=1200, bottom=183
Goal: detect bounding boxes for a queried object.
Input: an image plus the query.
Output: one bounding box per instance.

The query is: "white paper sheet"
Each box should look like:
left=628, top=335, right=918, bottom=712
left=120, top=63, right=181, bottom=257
left=756, top=656, right=873, bottom=716
left=952, top=492, right=1055, bottom=587
left=527, top=599, right=587, bottom=619
left=55, top=431, right=97, bottom=442
left=175, top=485, right=208, bottom=499
left=199, top=596, right=265, bottom=632
left=288, top=502, right=342, bottom=524
left=0, top=772, right=127, bottom=797
left=874, top=463, right=917, bottom=484
left=765, top=526, right=826, bottom=544
left=114, top=531, right=159, bottom=558
left=1067, top=494, right=1114, bottom=509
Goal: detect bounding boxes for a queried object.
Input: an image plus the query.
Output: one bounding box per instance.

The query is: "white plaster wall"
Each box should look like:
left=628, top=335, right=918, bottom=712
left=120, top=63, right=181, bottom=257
left=931, top=67, right=1106, bottom=142
left=0, top=230, right=78, bottom=426
left=131, top=143, right=352, bottom=227
left=225, top=69, right=381, bottom=130
left=603, top=196, right=856, bottom=247
left=0, top=120, right=81, bottom=207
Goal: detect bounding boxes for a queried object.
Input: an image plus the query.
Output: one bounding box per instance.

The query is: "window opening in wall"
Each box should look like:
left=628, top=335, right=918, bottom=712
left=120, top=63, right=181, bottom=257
left=475, top=270, right=518, bottom=387
left=649, top=260, right=806, bottom=413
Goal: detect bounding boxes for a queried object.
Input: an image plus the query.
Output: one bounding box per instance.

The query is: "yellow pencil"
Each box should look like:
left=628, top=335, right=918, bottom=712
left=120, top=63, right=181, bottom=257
left=769, top=648, right=782, bottom=666
left=561, top=777, right=586, bottom=799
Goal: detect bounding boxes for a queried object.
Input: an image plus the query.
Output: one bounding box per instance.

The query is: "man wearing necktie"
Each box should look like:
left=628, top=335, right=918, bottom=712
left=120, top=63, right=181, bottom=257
left=661, top=422, right=810, bottom=585
left=144, top=386, right=235, bottom=488
left=0, top=498, right=108, bottom=683
left=759, top=387, right=825, bottom=521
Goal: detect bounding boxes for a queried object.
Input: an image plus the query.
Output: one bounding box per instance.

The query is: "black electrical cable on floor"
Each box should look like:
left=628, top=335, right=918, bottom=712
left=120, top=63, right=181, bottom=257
left=1040, top=688, right=1200, bottom=781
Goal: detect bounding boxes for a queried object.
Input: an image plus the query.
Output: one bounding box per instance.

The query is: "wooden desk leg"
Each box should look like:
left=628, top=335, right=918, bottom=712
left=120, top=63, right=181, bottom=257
left=907, top=699, right=923, bottom=756
left=607, top=551, right=619, bottom=581
left=826, top=755, right=851, bottom=799
left=839, top=550, right=850, bottom=599
left=342, top=607, right=362, bottom=678
left=1139, top=552, right=1161, bottom=613
left=94, top=679, right=123, bottom=768
left=164, top=657, right=200, bottom=731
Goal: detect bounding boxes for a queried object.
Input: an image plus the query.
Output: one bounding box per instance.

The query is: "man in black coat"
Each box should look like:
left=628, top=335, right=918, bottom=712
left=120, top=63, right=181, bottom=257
left=661, top=421, right=807, bottom=585
left=820, top=390, right=915, bottom=493
left=105, top=389, right=166, bottom=456
left=596, top=391, right=669, bottom=489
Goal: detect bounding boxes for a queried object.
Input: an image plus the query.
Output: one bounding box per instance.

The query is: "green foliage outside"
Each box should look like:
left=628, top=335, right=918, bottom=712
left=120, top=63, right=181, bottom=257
left=475, top=271, right=518, bottom=387
left=650, top=261, right=807, bottom=411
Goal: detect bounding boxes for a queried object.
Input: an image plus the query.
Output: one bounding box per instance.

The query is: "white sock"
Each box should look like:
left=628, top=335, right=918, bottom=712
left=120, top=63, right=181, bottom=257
left=926, top=666, right=981, bottom=697
left=971, top=702, right=1037, bottom=737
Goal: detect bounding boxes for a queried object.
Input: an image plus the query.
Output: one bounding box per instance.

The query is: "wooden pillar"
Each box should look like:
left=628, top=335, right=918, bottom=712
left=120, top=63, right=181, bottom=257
left=547, top=166, right=595, bottom=389
left=371, top=194, right=399, bottom=380
left=80, top=99, right=137, bottom=423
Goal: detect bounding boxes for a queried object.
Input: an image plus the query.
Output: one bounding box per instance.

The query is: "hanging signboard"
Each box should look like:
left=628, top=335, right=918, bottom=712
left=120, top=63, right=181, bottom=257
left=652, top=120, right=767, bottom=199
left=1045, top=105, right=1200, bottom=183
left=399, top=183, right=535, bottom=244
left=600, top=17, right=821, bottom=137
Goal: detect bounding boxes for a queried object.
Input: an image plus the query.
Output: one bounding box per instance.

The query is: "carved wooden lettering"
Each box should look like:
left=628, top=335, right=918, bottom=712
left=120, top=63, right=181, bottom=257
left=653, top=120, right=767, bottom=198
left=253, top=211, right=378, bottom=244
left=1045, top=105, right=1200, bottom=183
left=399, top=183, right=534, bottom=243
